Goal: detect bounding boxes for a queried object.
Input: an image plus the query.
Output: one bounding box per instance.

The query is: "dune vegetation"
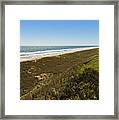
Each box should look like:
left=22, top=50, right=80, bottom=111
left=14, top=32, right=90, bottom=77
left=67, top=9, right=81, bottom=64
left=20, top=48, right=99, bottom=100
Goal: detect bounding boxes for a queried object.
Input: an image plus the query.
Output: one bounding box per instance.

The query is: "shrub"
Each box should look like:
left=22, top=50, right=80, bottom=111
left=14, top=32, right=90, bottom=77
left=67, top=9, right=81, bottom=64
left=59, top=68, right=99, bottom=100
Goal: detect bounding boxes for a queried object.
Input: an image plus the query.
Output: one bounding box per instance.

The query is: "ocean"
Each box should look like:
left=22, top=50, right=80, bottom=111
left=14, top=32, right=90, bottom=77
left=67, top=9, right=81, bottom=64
left=20, top=46, right=98, bottom=61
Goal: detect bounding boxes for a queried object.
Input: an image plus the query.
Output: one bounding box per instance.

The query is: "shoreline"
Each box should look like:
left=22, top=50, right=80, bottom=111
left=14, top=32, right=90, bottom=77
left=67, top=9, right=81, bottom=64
left=20, top=47, right=99, bottom=62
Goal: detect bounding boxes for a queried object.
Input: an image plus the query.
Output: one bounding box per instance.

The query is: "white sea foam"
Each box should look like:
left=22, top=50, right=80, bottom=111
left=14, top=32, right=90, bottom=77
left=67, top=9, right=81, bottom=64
left=20, top=47, right=98, bottom=62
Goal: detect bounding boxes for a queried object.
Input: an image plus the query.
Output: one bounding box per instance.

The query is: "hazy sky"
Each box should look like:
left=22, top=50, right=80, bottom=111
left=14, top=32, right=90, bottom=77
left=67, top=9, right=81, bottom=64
left=20, top=20, right=99, bottom=46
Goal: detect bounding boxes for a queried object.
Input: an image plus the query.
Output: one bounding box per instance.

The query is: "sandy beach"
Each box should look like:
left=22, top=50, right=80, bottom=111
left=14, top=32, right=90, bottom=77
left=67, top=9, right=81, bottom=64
left=20, top=47, right=98, bottom=62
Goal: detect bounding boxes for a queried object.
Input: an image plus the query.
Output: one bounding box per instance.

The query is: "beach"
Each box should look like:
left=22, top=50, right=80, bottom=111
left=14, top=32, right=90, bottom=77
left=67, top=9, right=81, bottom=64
left=20, top=47, right=98, bottom=62
left=20, top=48, right=99, bottom=100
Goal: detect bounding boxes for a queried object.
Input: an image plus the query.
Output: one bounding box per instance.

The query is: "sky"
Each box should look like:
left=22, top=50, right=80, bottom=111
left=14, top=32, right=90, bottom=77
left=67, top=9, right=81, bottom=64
left=20, top=20, right=99, bottom=46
